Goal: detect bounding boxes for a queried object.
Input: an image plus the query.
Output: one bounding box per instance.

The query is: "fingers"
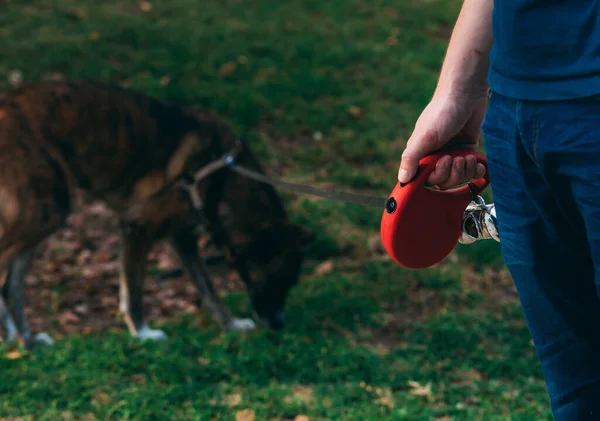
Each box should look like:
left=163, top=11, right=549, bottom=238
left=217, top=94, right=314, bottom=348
left=427, top=155, right=453, bottom=186
left=398, top=130, right=437, bottom=184
left=427, top=154, right=486, bottom=190
left=476, top=163, right=486, bottom=178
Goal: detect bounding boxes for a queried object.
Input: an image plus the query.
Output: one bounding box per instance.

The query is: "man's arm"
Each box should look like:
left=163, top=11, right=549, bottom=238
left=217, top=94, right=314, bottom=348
left=398, top=0, right=494, bottom=187
left=435, top=0, right=494, bottom=98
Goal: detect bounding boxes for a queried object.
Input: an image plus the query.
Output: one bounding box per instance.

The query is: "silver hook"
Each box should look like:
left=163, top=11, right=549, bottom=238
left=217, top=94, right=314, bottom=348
left=459, top=199, right=500, bottom=244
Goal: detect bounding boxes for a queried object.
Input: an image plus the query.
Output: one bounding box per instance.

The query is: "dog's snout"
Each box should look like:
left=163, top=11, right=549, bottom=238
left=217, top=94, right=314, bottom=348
left=256, top=309, right=285, bottom=330
left=269, top=310, right=285, bottom=330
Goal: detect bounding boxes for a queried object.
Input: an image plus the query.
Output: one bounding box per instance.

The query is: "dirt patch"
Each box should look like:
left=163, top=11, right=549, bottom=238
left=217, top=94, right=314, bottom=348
left=461, top=265, right=518, bottom=306
left=11, top=190, right=246, bottom=339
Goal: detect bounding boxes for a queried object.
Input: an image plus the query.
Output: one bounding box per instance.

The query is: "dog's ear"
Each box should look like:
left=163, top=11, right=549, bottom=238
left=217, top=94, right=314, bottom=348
left=290, top=223, right=315, bottom=247
left=166, top=133, right=204, bottom=179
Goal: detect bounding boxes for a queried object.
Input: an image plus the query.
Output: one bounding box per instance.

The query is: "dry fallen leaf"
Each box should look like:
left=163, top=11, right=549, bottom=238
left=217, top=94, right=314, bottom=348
left=235, top=409, right=256, bottom=421
left=8, top=70, right=23, bottom=87
left=386, top=36, right=398, bottom=46
left=347, top=106, right=363, bottom=119
left=160, top=75, right=170, bottom=86
left=374, top=387, right=395, bottom=408
left=130, top=374, right=146, bottom=384
left=5, top=350, right=22, bottom=360
left=139, top=1, right=152, bottom=12
left=285, top=385, right=315, bottom=405
left=435, top=417, right=451, bottom=421
left=89, top=32, right=100, bottom=41
left=407, top=380, right=433, bottom=400
left=219, top=62, right=237, bottom=77
left=45, top=261, right=59, bottom=273
left=295, top=416, right=310, bottom=421
left=384, top=7, right=398, bottom=17
left=60, top=310, right=80, bottom=324
left=314, top=260, right=334, bottom=276
left=61, top=410, right=75, bottom=420
left=461, top=368, right=483, bottom=382
left=224, top=393, right=242, bottom=407
left=91, top=391, right=113, bottom=406
left=76, top=249, right=92, bottom=265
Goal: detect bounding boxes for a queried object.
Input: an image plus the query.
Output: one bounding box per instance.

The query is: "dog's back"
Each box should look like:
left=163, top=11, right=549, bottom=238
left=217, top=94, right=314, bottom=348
left=0, top=81, right=230, bottom=203
left=0, top=80, right=237, bottom=265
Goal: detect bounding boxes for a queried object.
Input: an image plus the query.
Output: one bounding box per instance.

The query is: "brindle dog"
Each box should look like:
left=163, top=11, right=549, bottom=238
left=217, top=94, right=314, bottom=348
left=0, top=80, right=313, bottom=348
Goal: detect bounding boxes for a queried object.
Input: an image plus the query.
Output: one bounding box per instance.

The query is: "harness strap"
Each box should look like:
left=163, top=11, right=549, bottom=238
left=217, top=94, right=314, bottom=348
left=177, top=141, right=243, bottom=209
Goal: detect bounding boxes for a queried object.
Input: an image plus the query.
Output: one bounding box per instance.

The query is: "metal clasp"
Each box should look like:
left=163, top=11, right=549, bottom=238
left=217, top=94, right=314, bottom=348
left=458, top=193, right=500, bottom=244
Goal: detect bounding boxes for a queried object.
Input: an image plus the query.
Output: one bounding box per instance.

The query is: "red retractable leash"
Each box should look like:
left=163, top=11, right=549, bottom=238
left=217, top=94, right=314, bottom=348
left=195, top=142, right=492, bottom=270
left=380, top=149, right=491, bottom=269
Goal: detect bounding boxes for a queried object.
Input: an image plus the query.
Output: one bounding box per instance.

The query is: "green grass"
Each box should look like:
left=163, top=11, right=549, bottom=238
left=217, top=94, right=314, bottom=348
left=0, top=0, right=551, bottom=420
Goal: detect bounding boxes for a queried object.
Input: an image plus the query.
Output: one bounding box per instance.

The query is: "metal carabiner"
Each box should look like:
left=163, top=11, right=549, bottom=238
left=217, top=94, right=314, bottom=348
left=458, top=194, right=500, bottom=244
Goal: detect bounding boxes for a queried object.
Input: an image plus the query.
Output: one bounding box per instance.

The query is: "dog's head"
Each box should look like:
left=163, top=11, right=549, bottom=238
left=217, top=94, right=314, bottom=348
left=204, top=141, right=314, bottom=330
left=178, top=110, right=316, bottom=329
left=240, top=221, right=314, bottom=329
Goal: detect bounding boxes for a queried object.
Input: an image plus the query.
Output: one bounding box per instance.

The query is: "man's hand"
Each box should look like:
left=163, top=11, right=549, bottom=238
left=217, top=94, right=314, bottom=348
left=398, top=92, right=488, bottom=189
left=397, top=0, right=494, bottom=190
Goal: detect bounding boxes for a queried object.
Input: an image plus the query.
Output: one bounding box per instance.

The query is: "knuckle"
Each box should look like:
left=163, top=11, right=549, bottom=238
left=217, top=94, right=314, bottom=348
left=401, top=150, right=413, bottom=161
left=421, top=129, right=439, bottom=148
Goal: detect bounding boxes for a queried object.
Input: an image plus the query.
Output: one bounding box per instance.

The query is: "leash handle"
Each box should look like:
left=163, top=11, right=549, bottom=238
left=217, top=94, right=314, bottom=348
left=380, top=148, right=491, bottom=269
left=402, top=148, right=490, bottom=198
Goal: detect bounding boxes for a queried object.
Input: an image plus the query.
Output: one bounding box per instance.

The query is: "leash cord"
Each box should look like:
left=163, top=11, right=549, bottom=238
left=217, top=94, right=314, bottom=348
left=228, top=164, right=388, bottom=209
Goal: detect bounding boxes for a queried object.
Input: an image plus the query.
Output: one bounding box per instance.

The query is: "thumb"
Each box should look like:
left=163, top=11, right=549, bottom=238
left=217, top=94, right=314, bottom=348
left=398, top=130, right=438, bottom=184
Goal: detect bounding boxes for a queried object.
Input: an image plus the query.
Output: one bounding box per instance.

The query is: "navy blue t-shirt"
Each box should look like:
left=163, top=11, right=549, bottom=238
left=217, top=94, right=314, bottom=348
left=488, top=0, right=600, bottom=100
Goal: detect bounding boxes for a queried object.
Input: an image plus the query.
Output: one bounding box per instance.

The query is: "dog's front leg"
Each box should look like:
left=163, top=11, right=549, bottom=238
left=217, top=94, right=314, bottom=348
left=0, top=270, right=17, bottom=344
left=169, top=229, right=256, bottom=332
left=0, top=294, right=17, bottom=345
left=3, top=249, right=54, bottom=348
left=119, top=220, right=166, bottom=341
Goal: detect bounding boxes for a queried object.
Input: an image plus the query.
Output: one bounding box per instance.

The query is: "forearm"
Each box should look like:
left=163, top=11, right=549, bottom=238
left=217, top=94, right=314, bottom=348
left=435, top=0, right=494, bottom=98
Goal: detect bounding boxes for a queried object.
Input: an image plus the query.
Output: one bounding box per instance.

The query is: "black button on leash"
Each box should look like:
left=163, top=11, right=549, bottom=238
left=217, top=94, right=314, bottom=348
left=385, top=197, right=397, bottom=214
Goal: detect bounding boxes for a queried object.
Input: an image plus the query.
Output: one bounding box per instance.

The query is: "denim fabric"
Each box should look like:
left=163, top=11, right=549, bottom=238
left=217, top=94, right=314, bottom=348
left=482, top=91, right=600, bottom=420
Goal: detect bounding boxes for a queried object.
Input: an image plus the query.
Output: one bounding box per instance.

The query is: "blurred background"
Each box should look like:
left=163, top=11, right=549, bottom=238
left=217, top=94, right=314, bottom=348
left=0, top=1, right=550, bottom=420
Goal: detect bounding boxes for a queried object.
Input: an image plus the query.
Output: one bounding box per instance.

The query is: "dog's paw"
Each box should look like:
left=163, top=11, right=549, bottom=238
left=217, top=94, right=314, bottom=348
left=34, top=332, right=55, bottom=346
left=1, top=320, right=18, bottom=345
left=25, top=332, right=55, bottom=349
left=227, top=318, right=257, bottom=332
left=136, top=325, right=168, bottom=341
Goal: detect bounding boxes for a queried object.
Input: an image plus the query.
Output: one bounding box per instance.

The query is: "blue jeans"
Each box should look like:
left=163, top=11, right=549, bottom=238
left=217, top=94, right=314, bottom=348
left=482, top=91, right=600, bottom=420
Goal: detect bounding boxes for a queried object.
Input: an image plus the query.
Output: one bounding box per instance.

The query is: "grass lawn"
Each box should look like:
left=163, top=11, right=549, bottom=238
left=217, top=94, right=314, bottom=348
left=0, top=0, right=551, bottom=420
